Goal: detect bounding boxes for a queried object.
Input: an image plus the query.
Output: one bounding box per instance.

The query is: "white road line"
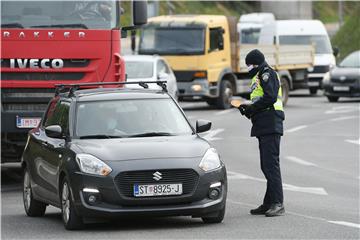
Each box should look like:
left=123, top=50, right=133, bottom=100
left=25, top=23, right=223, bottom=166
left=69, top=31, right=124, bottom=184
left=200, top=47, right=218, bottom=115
left=327, top=221, right=360, bottom=229
left=345, top=138, right=360, bottom=145
left=215, top=108, right=236, bottom=116
left=285, top=156, right=317, bottom=166
left=227, top=171, right=328, bottom=195
left=325, top=106, right=360, bottom=114
left=330, top=115, right=358, bottom=122
left=285, top=125, right=308, bottom=133
left=202, top=128, right=224, bottom=141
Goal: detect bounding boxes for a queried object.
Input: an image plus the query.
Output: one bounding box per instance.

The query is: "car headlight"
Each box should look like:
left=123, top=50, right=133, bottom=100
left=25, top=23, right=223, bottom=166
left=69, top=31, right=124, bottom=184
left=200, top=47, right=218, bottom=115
left=76, top=154, right=112, bottom=176
left=199, top=148, right=221, bottom=172
left=323, top=72, right=331, bottom=84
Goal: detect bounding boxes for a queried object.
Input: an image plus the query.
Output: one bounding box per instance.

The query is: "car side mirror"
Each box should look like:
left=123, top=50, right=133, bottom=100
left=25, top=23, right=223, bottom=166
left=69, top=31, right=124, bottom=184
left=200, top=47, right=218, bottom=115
left=133, top=0, right=148, bottom=26
left=158, top=72, right=169, bottom=81
left=333, top=47, right=339, bottom=57
left=45, top=125, right=63, bottom=139
left=196, top=120, right=212, bottom=133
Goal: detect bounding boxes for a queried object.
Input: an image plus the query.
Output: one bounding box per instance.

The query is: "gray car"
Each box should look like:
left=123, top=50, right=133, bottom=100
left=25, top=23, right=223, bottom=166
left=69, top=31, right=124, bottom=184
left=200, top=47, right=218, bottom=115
left=21, top=82, right=227, bottom=230
left=323, top=50, right=360, bottom=102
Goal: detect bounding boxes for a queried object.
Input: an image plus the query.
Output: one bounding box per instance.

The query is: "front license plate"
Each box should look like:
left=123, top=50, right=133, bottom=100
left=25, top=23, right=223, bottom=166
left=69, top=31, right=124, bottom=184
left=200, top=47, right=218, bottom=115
left=333, top=86, right=350, bottom=91
left=16, top=116, right=41, bottom=129
left=308, top=81, right=320, bottom=87
left=134, top=183, right=183, bottom=197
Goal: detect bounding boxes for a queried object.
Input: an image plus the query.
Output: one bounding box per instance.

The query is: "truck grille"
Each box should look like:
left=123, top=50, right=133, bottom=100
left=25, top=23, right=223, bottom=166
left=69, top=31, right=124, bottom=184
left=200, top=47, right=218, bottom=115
left=2, top=103, right=48, bottom=112
left=310, top=65, right=330, bottom=73
left=115, top=169, right=199, bottom=200
left=1, top=72, right=84, bottom=81
left=174, top=71, right=197, bottom=82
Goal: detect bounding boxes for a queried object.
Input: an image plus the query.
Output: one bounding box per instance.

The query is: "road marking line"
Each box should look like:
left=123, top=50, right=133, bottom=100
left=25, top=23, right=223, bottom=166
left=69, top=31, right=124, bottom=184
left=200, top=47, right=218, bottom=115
left=202, top=128, right=224, bottom=141
left=285, top=156, right=317, bottom=166
left=215, top=108, right=236, bottom=115
left=285, top=125, right=308, bottom=133
left=345, top=138, right=360, bottom=145
left=325, top=106, right=360, bottom=114
left=327, top=221, right=360, bottom=229
left=227, top=171, right=328, bottom=195
left=330, top=115, right=358, bottom=122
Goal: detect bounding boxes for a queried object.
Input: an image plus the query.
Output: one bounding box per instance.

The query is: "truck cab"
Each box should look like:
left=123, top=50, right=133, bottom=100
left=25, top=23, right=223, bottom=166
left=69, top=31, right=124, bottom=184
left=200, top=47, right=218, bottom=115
left=139, top=15, right=236, bottom=109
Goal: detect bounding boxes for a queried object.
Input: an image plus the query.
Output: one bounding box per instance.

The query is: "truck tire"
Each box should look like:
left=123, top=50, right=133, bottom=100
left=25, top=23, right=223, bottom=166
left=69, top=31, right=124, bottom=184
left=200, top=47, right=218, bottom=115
left=327, top=96, right=339, bottom=102
left=309, top=87, right=318, bottom=95
left=216, top=80, right=233, bottom=109
left=23, top=169, right=47, bottom=217
left=281, top=77, right=289, bottom=106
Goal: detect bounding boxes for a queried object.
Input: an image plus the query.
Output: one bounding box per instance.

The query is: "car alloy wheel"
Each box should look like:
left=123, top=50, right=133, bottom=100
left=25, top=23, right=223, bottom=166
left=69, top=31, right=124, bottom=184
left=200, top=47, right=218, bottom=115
left=23, top=171, right=31, bottom=211
left=62, top=182, right=70, bottom=224
left=22, top=168, right=46, bottom=217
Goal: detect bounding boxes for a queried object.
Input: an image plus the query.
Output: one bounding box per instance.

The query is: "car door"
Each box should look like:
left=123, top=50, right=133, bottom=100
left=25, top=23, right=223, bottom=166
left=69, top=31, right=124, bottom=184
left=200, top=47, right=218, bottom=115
left=37, top=100, right=70, bottom=203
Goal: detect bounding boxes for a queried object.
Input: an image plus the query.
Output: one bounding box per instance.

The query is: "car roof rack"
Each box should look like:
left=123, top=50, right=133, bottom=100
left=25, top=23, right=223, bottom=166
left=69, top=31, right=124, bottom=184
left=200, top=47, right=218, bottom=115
left=54, top=81, right=168, bottom=97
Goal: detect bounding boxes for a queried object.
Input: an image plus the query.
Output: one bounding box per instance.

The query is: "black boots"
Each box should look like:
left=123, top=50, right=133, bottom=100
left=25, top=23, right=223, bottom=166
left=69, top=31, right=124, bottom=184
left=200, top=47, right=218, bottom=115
left=250, top=203, right=285, bottom=217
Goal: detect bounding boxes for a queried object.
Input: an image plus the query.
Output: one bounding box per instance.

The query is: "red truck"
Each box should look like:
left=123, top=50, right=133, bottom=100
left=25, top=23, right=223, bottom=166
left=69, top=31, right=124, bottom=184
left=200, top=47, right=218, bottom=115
left=1, top=0, right=147, bottom=163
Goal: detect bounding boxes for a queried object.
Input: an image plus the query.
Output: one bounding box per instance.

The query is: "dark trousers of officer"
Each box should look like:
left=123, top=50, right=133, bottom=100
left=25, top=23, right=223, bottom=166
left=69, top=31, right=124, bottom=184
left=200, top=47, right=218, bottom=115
left=257, top=134, right=284, bottom=206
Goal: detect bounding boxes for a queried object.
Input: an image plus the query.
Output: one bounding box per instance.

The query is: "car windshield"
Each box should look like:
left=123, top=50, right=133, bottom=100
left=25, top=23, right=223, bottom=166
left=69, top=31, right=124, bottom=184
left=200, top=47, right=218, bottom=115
left=139, top=25, right=205, bottom=55
left=76, top=98, right=193, bottom=138
left=279, top=35, right=332, bottom=54
left=339, top=51, right=360, bottom=68
left=1, top=1, right=118, bottom=29
left=241, top=28, right=260, bottom=44
left=125, top=61, right=154, bottom=79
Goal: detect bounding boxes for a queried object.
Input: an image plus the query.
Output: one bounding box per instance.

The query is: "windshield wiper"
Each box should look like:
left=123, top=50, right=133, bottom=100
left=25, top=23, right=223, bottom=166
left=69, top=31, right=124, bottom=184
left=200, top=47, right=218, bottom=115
left=30, top=23, right=88, bottom=29
left=1, top=23, right=24, bottom=28
left=127, top=132, right=174, bottom=138
left=79, top=134, right=122, bottom=139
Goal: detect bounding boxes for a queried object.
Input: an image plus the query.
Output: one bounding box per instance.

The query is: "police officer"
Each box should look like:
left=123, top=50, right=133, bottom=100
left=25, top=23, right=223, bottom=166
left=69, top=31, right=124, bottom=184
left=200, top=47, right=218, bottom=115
left=238, top=49, right=285, bottom=217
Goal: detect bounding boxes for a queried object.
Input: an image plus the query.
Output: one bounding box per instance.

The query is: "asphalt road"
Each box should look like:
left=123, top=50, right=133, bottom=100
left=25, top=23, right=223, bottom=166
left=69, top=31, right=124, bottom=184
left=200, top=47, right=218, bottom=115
left=1, top=90, right=359, bottom=239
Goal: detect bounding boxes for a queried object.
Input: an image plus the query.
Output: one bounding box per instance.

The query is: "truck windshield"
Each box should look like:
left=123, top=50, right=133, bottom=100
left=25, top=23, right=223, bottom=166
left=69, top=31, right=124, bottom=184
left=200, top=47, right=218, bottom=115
left=241, top=28, right=260, bottom=44
left=76, top=99, right=193, bottom=138
left=279, top=35, right=332, bottom=54
left=1, top=1, right=118, bottom=29
left=139, top=26, right=205, bottom=55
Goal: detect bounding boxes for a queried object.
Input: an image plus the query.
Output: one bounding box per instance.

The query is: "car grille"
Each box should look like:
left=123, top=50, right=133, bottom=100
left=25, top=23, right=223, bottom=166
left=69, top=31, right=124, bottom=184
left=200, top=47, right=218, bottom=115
left=115, top=169, right=199, bottom=200
left=331, top=77, right=357, bottom=84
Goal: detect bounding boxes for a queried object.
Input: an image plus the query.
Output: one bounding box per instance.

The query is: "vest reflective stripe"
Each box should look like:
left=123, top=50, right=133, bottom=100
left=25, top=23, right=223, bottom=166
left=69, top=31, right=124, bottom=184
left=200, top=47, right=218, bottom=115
left=250, top=73, right=284, bottom=111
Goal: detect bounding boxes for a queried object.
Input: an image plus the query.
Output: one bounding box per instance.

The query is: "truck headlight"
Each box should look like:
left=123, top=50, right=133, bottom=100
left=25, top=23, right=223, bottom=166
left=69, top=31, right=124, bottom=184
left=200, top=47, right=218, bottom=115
left=76, top=154, right=112, bottom=176
left=199, top=148, right=221, bottom=172
left=323, top=72, right=331, bottom=84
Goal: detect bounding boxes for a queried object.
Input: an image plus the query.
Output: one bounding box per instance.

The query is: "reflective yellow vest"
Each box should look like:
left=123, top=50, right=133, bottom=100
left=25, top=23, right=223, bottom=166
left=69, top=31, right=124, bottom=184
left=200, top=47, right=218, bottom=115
left=250, top=73, right=284, bottom=111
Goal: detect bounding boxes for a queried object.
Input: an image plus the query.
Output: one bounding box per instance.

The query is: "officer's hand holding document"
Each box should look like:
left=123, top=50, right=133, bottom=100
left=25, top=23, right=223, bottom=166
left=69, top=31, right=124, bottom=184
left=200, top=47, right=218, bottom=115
left=231, top=97, right=254, bottom=119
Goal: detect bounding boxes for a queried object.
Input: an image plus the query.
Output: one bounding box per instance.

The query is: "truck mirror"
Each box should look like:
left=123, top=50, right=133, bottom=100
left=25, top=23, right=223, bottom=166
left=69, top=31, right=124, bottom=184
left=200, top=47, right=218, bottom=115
left=333, top=47, right=339, bottom=57
left=133, top=0, right=148, bottom=26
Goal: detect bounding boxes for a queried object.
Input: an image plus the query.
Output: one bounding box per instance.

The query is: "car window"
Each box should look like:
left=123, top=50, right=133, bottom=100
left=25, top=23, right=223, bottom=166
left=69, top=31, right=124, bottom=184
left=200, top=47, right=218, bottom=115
left=75, top=98, right=193, bottom=138
left=339, top=52, right=360, bottom=68
left=157, top=60, right=170, bottom=74
left=125, top=61, right=154, bottom=79
left=44, top=100, right=70, bottom=134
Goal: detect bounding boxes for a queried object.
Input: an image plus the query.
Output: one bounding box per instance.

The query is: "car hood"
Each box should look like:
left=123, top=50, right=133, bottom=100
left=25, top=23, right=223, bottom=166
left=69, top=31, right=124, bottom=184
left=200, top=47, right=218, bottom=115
left=71, top=135, right=210, bottom=161
left=331, top=67, right=360, bottom=77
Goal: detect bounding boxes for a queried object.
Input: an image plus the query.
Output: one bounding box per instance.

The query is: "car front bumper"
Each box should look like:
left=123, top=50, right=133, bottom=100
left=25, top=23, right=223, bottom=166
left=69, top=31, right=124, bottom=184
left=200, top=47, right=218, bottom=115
left=323, top=81, right=360, bottom=97
left=68, top=162, right=227, bottom=219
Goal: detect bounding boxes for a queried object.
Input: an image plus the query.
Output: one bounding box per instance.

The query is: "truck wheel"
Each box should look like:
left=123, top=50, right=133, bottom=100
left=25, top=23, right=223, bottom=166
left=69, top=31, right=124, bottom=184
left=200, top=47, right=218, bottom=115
left=309, top=88, right=318, bottom=95
left=280, top=78, right=289, bottom=106
left=216, top=80, right=233, bottom=109
left=327, top=96, right=339, bottom=102
left=202, top=205, right=226, bottom=224
left=23, top=169, right=47, bottom=217
left=61, top=178, right=84, bottom=230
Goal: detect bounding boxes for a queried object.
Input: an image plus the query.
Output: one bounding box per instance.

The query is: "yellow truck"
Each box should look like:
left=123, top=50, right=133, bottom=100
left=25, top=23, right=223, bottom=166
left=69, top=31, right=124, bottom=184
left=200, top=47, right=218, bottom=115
left=139, top=15, right=314, bottom=108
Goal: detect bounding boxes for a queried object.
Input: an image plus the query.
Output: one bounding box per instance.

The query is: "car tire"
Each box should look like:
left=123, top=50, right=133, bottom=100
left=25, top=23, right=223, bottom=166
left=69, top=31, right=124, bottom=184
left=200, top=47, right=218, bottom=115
left=23, top=168, right=47, bottom=217
left=280, top=77, right=289, bottom=106
left=202, top=205, right=226, bottom=224
left=327, top=96, right=339, bottom=102
left=206, top=98, right=217, bottom=106
left=216, top=80, right=233, bottom=109
left=61, top=178, right=84, bottom=230
left=309, top=87, right=318, bottom=95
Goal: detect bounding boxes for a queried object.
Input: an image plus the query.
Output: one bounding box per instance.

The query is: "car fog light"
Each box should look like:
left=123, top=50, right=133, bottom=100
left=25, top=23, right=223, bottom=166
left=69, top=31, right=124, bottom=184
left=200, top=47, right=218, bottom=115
left=191, top=84, right=202, bottom=92
left=209, top=189, right=220, bottom=200
left=88, top=195, right=97, bottom=204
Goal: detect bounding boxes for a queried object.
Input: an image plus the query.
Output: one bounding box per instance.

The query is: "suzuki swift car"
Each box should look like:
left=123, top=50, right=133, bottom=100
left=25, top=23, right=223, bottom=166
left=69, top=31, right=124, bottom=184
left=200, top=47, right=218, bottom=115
left=21, top=84, right=227, bottom=230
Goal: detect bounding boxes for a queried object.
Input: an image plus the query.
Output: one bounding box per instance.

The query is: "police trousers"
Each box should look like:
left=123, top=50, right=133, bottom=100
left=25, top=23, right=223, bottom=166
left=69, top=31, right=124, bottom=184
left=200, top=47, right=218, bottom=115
left=257, top=134, right=284, bottom=205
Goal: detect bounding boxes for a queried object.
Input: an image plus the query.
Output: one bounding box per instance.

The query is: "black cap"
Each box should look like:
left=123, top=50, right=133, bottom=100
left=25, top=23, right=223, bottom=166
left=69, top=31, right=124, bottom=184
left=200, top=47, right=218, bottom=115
left=245, top=49, right=265, bottom=66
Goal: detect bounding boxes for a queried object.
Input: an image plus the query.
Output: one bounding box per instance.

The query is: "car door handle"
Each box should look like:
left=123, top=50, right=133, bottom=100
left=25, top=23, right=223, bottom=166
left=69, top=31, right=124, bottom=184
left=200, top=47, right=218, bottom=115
left=41, top=141, right=49, bottom=147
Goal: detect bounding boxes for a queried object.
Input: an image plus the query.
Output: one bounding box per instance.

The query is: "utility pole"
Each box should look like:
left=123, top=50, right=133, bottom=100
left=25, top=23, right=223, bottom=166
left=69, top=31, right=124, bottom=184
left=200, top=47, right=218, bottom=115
left=338, top=0, right=343, bottom=26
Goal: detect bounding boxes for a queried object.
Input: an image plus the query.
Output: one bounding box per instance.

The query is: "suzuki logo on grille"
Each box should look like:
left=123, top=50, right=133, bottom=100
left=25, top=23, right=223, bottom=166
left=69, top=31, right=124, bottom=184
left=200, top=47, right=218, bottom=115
left=153, top=171, right=162, bottom=181
left=340, top=76, right=347, bottom=81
